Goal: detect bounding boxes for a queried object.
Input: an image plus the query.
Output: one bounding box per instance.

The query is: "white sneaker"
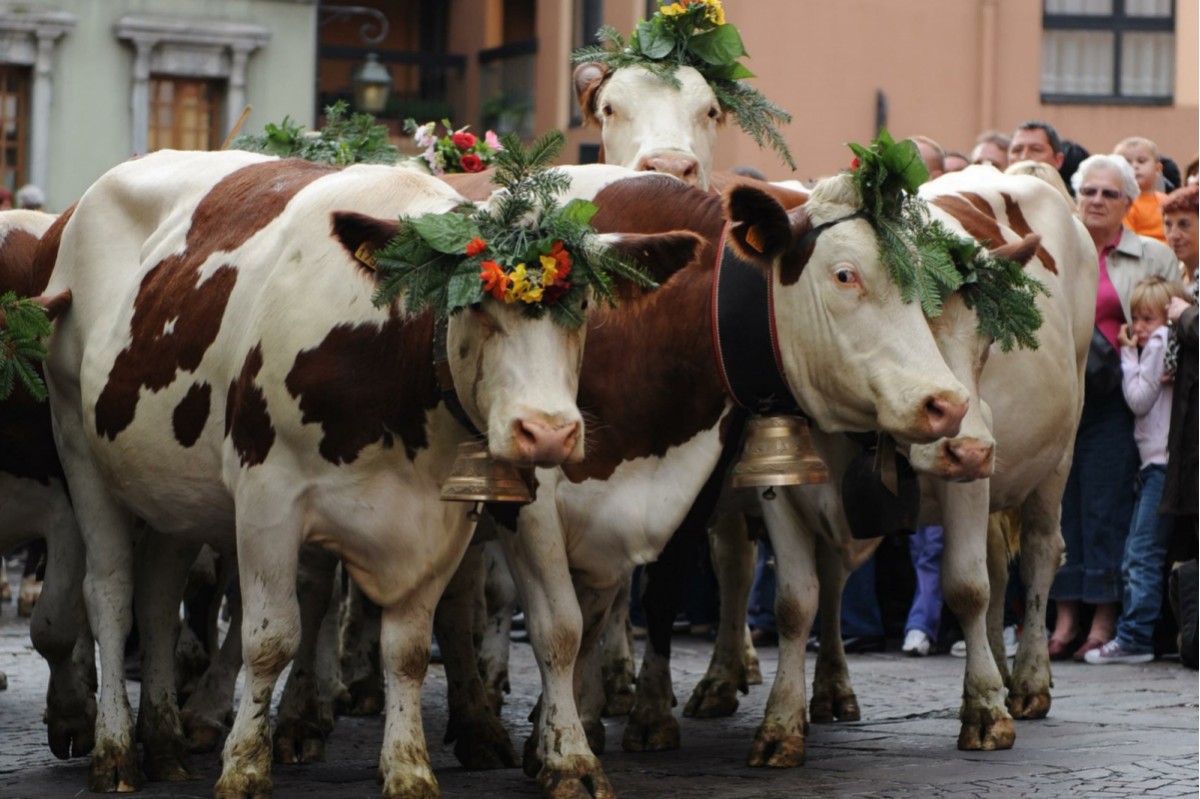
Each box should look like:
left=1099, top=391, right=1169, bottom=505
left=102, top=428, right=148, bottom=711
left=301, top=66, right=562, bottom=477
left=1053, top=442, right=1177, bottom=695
left=902, top=629, right=931, bottom=656
left=950, top=638, right=967, bottom=658
left=950, top=625, right=1019, bottom=659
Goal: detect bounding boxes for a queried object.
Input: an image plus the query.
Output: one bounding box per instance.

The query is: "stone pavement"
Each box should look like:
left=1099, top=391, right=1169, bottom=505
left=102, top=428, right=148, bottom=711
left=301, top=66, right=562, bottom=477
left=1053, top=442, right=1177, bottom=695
left=1, top=582, right=1197, bottom=798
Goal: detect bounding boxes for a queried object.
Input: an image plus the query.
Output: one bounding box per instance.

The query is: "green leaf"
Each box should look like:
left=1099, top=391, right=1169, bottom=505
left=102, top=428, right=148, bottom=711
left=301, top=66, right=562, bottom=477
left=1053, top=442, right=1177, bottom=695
left=410, top=213, right=479, bottom=255
left=560, top=199, right=598, bottom=227
left=705, top=61, right=756, bottom=81
left=687, top=24, right=747, bottom=66
left=636, top=19, right=675, bottom=59
left=882, top=139, right=928, bottom=194
left=446, top=260, right=486, bottom=311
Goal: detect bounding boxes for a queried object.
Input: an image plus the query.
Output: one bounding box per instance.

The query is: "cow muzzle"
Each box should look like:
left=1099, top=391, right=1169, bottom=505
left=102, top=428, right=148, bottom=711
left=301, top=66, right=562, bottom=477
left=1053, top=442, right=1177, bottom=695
left=509, top=416, right=582, bottom=467
left=636, top=152, right=701, bottom=185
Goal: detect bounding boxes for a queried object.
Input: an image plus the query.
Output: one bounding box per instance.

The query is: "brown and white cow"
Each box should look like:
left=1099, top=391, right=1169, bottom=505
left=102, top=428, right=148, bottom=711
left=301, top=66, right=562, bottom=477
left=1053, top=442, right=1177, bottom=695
left=39, top=150, right=683, bottom=797
left=742, top=165, right=1095, bottom=765
left=0, top=210, right=93, bottom=759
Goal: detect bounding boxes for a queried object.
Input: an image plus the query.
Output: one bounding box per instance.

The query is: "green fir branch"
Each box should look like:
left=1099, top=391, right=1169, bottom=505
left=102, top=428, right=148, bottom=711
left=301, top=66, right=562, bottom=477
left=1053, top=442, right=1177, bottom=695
left=0, top=291, right=53, bottom=401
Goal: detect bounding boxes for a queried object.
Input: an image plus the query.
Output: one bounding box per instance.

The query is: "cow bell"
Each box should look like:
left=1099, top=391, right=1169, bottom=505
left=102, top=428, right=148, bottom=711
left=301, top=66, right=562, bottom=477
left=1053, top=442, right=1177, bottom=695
left=730, top=415, right=830, bottom=500
left=440, top=440, right=533, bottom=506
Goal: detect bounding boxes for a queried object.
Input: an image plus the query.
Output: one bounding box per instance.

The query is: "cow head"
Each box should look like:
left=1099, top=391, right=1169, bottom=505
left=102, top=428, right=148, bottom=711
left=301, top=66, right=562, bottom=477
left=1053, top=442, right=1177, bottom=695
left=723, top=174, right=970, bottom=445
left=575, top=62, right=721, bottom=190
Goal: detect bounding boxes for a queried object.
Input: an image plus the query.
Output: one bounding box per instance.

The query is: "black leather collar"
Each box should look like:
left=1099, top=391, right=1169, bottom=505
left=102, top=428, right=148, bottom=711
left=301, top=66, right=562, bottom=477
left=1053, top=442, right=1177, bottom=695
left=433, top=316, right=482, bottom=437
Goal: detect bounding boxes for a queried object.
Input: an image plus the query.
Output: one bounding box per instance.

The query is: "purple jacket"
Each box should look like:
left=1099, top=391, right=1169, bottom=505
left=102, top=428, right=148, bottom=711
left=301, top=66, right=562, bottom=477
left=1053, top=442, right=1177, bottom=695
left=1121, top=325, right=1172, bottom=468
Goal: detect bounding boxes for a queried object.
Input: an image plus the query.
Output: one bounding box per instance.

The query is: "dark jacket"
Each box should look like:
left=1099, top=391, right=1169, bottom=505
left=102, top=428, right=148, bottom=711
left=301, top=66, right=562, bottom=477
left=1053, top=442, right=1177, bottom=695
left=1161, top=304, right=1197, bottom=518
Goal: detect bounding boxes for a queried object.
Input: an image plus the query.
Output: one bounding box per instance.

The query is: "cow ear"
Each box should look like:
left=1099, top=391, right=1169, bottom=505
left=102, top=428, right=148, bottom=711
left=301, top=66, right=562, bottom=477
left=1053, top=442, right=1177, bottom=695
left=573, top=62, right=609, bottom=125
left=989, top=233, right=1041, bottom=267
left=598, top=231, right=705, bottom=300
left=723, top=185, right=792, bottom=265
left=35, top=289, right=71, bottom=322
left=330, top=212, right=399, bottom=275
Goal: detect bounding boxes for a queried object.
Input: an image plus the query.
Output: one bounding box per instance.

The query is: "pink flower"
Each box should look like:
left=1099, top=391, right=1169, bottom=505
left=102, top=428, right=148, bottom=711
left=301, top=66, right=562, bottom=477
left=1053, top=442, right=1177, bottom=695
left=459, top=153, right=484, bottom=173
left=452, top=131, right=477, bottom=150
left=485, top=130, right=504, bottom=151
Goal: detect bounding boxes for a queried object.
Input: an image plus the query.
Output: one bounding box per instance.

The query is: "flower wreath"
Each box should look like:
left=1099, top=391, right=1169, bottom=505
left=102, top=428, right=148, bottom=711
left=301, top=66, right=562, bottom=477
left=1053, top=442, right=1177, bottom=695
left=572, top=0, right=795, bottom=170
left=371, top=129, right=656, bottom=329
left=405, top=118, right=504, bottom=175
left=847, top=130, right=1047, bottom=352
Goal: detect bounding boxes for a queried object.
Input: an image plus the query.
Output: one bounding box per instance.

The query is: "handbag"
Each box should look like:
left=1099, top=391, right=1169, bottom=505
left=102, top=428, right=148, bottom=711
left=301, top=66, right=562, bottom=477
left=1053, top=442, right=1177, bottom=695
left=1084, top=325, right=1123, bottom=398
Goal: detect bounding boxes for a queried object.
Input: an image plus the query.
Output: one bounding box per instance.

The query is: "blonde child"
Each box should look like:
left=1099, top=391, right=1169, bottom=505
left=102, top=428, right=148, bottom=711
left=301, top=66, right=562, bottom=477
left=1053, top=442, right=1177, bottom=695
left=1087, top=276, right=1188, bottom=663
left=1115, top=136, right=1168, bottom=243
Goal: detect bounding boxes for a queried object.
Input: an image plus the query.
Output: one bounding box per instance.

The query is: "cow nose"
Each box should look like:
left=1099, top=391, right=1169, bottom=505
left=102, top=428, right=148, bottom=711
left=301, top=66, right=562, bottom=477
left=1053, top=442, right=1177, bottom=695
left=637, top=154, right=700, bottom=185
left=944, top=439, right=995, bottom=480
left=513, top=418, right=581, bottom=466
left=921, top=392, right=968, bottom=439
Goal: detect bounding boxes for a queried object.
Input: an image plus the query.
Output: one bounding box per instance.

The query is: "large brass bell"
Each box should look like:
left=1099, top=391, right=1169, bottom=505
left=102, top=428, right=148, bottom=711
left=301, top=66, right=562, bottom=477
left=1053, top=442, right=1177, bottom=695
left=440, top=440, right=533, bottom=509
left=730, top=415, right=830, bottom=499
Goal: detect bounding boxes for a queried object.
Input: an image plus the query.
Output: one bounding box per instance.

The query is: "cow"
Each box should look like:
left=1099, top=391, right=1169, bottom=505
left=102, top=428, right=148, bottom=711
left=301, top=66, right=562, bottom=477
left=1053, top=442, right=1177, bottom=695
left=740, top=165, right=1095, bottom=766
left=0, top=210, right=94, bottom=757
left=38, top=150, right=691, bottom=797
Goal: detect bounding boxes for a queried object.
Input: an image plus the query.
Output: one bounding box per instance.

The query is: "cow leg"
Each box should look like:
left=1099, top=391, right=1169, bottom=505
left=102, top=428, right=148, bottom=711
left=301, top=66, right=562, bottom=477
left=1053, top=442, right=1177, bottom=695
left=985, top=513, right=1014, bottom=684
left=1007, top=485, right=1064, bottom=720
left=748, top=497, right=818, bottom=768
left=135, top=534, right=201, bottom=782
left=479, top=538, right=515, bottom=715
left=940, top=479, right=1014, bottom=751
left=377, top=600, right=440, bottom=799
left=17, top=537, right=46, bottom=617
left=338, top=581, right=385, bottom=717
left=182, top=576, right=242, bottom=753
left=598, top=575, right=637, bottom=717
left=496, top=504, right=613, bottom=799
left=273, top=545, right=339, bottom=766
left=685, top=512, right=756, bottom=719
left=26, top=490, right=96, bottom=761
left=436, top=542, right=516, bottom=769
left=808, top=538, right=859, bottom=725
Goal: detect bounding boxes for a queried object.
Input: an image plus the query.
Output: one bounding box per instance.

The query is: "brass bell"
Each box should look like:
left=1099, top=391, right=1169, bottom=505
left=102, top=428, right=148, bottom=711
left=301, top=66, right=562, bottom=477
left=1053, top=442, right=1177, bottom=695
left=730, top=415, right=830, bottom=499
left=440, top=440, right=533, bottom=505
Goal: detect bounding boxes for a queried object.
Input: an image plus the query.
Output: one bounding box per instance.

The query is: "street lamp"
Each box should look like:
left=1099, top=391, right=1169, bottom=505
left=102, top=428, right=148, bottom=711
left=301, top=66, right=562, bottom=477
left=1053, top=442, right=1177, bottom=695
left=352, top=52, right=391, bottom=114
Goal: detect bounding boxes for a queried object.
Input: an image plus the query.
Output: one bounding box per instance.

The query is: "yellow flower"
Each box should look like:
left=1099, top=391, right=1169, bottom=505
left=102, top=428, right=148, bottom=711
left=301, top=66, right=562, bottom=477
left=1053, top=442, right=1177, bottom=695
left=520, top=284, right=544, bottom=304
left=540, top=254, right=561, bottom=286
left=505, top=263, right=529, bottom=304
left=660, top=2, right=687, bottom=16
left=705, top=0, right=725, bottom=25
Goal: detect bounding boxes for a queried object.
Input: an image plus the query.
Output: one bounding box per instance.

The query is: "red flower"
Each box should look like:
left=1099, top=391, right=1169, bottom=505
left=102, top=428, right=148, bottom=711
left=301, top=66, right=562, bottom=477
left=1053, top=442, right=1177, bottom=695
left=850, top=157, right=860, bottom=170
left=543, top=281, right=572, bottom=304
left=452, top=131, right=477, bottom=150
left=459, top=153, right=484, bottom=173
left=466, top=237, right=487, bottom=256
left=480, top=260, right=510, bottom=300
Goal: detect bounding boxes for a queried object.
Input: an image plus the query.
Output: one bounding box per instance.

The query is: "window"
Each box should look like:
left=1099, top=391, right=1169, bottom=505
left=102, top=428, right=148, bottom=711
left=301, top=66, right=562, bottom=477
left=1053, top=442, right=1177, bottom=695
left=0, top=65, right=29, bottom=190
left=148, top=77, right=223, bottom=151
left=1041, top=0, right=1175, bottom=105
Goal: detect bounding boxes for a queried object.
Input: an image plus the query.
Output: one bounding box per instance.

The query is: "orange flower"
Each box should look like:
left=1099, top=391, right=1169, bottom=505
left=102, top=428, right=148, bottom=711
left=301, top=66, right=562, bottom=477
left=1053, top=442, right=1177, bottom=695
left=547, top=240, right=572, bottom=282
left=466, top=237, right=487, bottom=256
left=480, top=260, right=510, bottom=300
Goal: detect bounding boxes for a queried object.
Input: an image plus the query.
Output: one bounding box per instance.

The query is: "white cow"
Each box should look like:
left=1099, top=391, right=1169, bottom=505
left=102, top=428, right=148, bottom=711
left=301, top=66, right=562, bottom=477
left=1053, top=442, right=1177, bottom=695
left=40, top=151, right=676, bottom=797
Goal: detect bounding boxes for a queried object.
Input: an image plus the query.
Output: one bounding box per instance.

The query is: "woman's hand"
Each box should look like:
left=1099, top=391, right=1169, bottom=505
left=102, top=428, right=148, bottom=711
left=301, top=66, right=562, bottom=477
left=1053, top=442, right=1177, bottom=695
left=1167, top=296, right=1191, bottom=324
left=1117, top=323, right=1137, bottom=348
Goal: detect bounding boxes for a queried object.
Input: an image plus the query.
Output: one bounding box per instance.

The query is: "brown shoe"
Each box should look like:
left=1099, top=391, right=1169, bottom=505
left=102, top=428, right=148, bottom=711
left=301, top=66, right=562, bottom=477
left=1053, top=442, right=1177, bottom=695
left=1072, top=637, right=1107, bottom=662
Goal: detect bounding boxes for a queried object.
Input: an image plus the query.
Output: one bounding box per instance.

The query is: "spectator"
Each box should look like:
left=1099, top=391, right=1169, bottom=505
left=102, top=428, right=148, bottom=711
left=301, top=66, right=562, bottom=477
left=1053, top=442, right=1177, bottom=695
left=1163, top=185, right=1199, bottom=289
left=1058, top=140, right=1091, bottom=195
left=1008, top=120, right=1064, bottom=169
left=910, top=135, right=945, bottom=180
left=943, top=151, right=969, bottom=173
left=1185, top=154, right=1199, bottom=187
left=1161, top=157, right=1182, bottom=193
left=1114, top=136, right=1167, bottom=243
left=902, top=525, right=942, bottom=656
left=1050, top=154, right=1181, bottom=662
left=1086, top=277, right=1187, bottom=664
left=807, top=554, right=885, bottom=654
left=15, top=184, right=44, bottom=211
left=971, top=130, right=1011, bottom=169
left=0, top=187, right=12, bottom=210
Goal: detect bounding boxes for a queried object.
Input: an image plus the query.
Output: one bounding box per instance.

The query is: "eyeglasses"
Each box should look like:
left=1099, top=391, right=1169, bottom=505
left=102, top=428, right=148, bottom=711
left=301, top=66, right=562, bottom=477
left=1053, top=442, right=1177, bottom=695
left=1079, top=186, right=1123, bottom=200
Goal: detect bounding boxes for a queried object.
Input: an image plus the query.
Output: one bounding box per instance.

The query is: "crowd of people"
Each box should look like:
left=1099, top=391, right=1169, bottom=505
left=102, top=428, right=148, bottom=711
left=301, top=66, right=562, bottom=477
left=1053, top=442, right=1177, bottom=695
left=739, top=120, right=1198, bottom=669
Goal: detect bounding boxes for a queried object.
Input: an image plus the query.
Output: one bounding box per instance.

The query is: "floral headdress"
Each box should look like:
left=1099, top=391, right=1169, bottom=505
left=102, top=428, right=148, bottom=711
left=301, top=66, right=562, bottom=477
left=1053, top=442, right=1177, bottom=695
left=0, top=291, right=53, bottom=401
left=231, top=101, right=398, bottom=165
left=405, top=118, right=504, bottom=175
left=572, top=0, right=795, bottom=170
left=371, top=129, right=656, bottom=329
left=847, top=130, right=1047, bottom=352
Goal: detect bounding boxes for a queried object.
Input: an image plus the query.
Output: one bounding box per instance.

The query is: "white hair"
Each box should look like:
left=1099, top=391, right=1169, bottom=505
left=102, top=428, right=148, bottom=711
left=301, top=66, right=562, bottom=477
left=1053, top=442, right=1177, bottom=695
left=1070, top=154, right=1139, bottom=200
left=16, top=184, right=44, bottom=208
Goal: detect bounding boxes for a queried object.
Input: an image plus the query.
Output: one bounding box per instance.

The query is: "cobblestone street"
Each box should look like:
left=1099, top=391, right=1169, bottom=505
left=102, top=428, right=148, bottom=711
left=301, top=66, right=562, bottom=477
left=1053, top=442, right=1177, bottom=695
left=1, top=574, right=1197, bottom=799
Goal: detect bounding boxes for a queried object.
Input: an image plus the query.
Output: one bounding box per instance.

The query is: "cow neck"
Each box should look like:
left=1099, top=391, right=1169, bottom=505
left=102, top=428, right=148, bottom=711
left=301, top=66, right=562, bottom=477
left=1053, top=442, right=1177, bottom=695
left=432, top=316, right=482, bottom=437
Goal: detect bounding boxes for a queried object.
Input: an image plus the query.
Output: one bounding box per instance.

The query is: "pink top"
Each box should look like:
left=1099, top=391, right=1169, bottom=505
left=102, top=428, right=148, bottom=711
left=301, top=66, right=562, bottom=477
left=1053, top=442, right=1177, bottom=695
left=1120, top=325, right=1172, bottom=467
left=1096, top=238, right=1125, bottom=350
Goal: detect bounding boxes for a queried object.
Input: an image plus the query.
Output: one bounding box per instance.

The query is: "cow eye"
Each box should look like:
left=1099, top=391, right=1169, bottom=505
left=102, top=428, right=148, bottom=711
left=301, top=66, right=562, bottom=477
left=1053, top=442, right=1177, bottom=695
left=602, top=103, right=614, bottom=117
left=833, top=266, right=859, bottom=286
left=707, top=106, right=720, bottom=120
left=580, top=298, right=590, bottom=311
left=469, top=301, right=484, bottom=313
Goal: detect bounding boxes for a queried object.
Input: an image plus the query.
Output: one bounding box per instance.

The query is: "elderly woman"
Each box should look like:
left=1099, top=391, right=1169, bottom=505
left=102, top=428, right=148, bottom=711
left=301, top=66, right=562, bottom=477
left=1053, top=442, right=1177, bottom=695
left=1049, top=154, right=1182, bottom=661
left=1163, top=185, right=1198, bottom=289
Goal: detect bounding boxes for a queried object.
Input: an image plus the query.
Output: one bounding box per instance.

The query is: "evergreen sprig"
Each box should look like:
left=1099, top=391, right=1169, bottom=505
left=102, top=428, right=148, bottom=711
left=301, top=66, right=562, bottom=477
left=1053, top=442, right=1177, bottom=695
left=371, top=130, right=656, bottom=329
left=847, top=130, right=1046, bottom=351
left=572, top=4, right=795, bottom=170
left=0, top=291, right=53, bottom=401
left=231, top=101, right=399, bottom=165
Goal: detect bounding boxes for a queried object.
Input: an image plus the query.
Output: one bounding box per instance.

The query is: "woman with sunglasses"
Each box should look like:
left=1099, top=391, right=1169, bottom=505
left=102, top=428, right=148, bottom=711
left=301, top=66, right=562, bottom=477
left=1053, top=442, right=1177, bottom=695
left=1048, top=154, right=1182, bottom=662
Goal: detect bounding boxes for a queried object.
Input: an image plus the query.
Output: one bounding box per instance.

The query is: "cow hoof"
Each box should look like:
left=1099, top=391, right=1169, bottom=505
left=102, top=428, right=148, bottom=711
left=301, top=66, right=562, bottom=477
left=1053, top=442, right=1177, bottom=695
left=446, top=711, right=517, bottom=769
left=143, top=745, right=193, bottom=782
left=341, top=678, right=384, bottom=717
left=1008, top=690, right=1051, bottom=719
left=381, top=771, right=439, bottom=799
left=747, top=722, right=805, bottom=768
left=601, top=686, right=635, bottom=718
left=47, top=702, right=97, bottom=759
left=181, top=711, right=225, bottom=753
left=213, top=771, right=273, bottom=799
left=272, top=718, right=325, bottom=764
left=620, top=711, right=679, bottom=752
left=809, top=691, right=860, bottom=723
left=745, top=653, right=763, bottom=686
left=522, top=734, right=542, bottom=779
left=583, top=718, right=606, bottom=754
left=958, top=712, right=1016, bottom=751
left=88, top=743, right=144, bottom=793
left=682, top=677, right=740, bottom=718
left=537, top=754, right=615, bottom=799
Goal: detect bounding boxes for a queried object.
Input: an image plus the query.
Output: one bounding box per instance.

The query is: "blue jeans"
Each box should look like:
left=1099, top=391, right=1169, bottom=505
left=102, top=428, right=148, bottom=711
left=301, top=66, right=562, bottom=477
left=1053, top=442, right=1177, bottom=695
left=905, top=525, right=943, bottom=641
left=1053, top=389, right=1138, bottom=604
left=1115, top=465, right=1172, bottom=653
left=746, top=540, right=776, bottom=633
